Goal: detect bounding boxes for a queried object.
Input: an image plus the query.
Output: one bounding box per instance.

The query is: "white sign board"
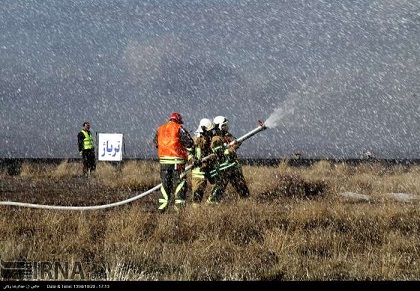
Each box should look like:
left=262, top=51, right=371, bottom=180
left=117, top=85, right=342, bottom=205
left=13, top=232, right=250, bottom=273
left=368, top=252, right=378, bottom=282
left=98, top=133, right=123, bottom=161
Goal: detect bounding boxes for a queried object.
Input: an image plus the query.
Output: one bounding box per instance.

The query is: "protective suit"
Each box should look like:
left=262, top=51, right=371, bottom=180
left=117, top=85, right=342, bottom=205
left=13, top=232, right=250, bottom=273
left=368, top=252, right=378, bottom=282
left=153, top=113, right=194, bottom=212
left=208, top=116, right=250, bottom=203
left=191, top=118, right=215, bottom=204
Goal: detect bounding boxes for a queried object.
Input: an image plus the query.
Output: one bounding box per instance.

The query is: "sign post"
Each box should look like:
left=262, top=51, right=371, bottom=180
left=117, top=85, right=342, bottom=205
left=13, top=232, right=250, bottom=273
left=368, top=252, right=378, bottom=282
left=97, top=133, right=124, bottom=162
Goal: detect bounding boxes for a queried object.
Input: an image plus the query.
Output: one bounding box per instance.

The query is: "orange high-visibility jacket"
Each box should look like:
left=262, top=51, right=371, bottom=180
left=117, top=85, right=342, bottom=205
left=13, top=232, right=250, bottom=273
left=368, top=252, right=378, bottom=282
left=157, top=121, right=188, bottom=160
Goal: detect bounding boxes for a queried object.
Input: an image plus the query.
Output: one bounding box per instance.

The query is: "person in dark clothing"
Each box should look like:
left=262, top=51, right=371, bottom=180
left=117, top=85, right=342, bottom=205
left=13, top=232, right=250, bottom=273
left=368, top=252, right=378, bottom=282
left=191, top=118, right=216, bottom=205
left=153, top=112, right=195, bottom=212
left=77, top=121, right=96, bottom=176
left=208, top=116, right=249, bottom=203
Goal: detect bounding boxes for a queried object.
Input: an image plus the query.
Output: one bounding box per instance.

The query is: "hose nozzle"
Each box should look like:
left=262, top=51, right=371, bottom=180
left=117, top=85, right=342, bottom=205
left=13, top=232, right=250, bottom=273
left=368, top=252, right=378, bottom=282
left=258, top=120, right=267, bottom=129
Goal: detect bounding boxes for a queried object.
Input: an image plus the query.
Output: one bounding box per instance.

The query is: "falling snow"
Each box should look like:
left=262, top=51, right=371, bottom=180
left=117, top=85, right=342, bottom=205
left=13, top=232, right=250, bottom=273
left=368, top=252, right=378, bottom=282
left=1, top=0, right=419, bottom=159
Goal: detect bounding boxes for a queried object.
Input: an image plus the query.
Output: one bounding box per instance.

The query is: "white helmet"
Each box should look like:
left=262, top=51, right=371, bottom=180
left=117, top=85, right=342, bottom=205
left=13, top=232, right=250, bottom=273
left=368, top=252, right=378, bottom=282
left=196, top=118, right=214, bottom=133
left=213, top=116, right=228, bottom=130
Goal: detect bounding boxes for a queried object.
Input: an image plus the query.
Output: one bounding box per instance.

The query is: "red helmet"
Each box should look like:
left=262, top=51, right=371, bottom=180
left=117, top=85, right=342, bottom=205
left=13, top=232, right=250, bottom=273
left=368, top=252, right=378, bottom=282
left=169, top=112, right=183, bottom=124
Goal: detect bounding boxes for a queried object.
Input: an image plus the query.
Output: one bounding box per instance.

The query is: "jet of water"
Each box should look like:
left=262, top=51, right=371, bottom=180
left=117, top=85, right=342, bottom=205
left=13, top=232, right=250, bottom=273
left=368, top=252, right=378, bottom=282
left=264, top=98, right=296, bottom=128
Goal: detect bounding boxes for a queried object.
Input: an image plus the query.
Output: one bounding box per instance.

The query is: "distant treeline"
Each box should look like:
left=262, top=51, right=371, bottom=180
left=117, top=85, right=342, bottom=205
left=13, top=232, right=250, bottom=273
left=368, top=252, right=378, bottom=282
left=2, top=157, right=420, bottom=176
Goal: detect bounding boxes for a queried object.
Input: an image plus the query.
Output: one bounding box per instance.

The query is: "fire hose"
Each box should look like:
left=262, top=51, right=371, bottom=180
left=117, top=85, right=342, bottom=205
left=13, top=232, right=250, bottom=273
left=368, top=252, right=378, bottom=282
left=0, top=121, right=268, bottom=210
left=184, top=120, right=267, bottom=173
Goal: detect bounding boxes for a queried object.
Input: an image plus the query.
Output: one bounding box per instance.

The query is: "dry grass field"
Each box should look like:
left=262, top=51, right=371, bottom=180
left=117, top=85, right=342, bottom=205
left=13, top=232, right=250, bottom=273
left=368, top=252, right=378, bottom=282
left=0, top=159, right=419, bottom=281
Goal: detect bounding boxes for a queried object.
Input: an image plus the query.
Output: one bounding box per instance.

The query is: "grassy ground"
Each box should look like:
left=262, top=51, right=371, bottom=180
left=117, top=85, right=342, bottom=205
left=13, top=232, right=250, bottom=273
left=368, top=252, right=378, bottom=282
left=0, top=160, right=419, bottom=281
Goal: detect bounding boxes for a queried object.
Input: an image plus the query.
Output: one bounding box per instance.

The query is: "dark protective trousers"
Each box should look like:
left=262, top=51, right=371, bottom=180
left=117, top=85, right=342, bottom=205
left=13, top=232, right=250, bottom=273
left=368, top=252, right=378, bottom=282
left=209, top=164, right=249, bottom=202
left=158, top=163, right=187, bottom=212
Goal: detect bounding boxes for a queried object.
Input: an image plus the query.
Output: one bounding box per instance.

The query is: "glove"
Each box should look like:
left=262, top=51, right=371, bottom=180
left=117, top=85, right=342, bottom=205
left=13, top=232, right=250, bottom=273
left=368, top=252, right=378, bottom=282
left=188, top=153, right=194, bottom=161
left=224, top=148, right=233, bottom=155
left=79, top=151, right=83, bottom=156
left=229, top=140, right=241, bottom=150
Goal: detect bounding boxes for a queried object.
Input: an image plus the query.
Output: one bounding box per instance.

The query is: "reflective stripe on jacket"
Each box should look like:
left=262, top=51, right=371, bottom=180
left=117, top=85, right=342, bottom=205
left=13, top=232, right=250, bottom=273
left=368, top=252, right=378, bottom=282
left=210, top=134, right=238, bottom=177
left=192, top=135, right=214, bottom=178
left=157, top=121, right=188, bottom=162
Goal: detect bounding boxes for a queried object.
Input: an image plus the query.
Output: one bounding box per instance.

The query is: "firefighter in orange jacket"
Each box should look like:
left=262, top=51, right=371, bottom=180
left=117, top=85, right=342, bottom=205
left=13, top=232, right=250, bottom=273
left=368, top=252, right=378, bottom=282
left=153, top=112, right=194, bottom=212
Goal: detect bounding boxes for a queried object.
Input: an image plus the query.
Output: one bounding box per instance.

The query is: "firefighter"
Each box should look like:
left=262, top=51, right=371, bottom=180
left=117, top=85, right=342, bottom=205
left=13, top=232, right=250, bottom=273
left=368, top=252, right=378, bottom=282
left=208, top=116, right=250, bottom=203
left=77, top=121, right=96, bottom=176
left=191, top=118, right=216, bottom=205
left=153, top=112, right=195, bottom=212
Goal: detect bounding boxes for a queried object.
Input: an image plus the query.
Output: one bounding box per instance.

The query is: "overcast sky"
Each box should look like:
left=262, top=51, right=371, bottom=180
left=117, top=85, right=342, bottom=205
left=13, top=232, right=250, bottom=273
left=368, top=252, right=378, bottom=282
left=1, top=0, right=419, bottom=159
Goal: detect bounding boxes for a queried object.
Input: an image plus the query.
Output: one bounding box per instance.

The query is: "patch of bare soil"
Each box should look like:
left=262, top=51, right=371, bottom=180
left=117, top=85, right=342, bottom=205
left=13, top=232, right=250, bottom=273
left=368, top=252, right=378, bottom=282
left=0, top=176, right=158, bottom=212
